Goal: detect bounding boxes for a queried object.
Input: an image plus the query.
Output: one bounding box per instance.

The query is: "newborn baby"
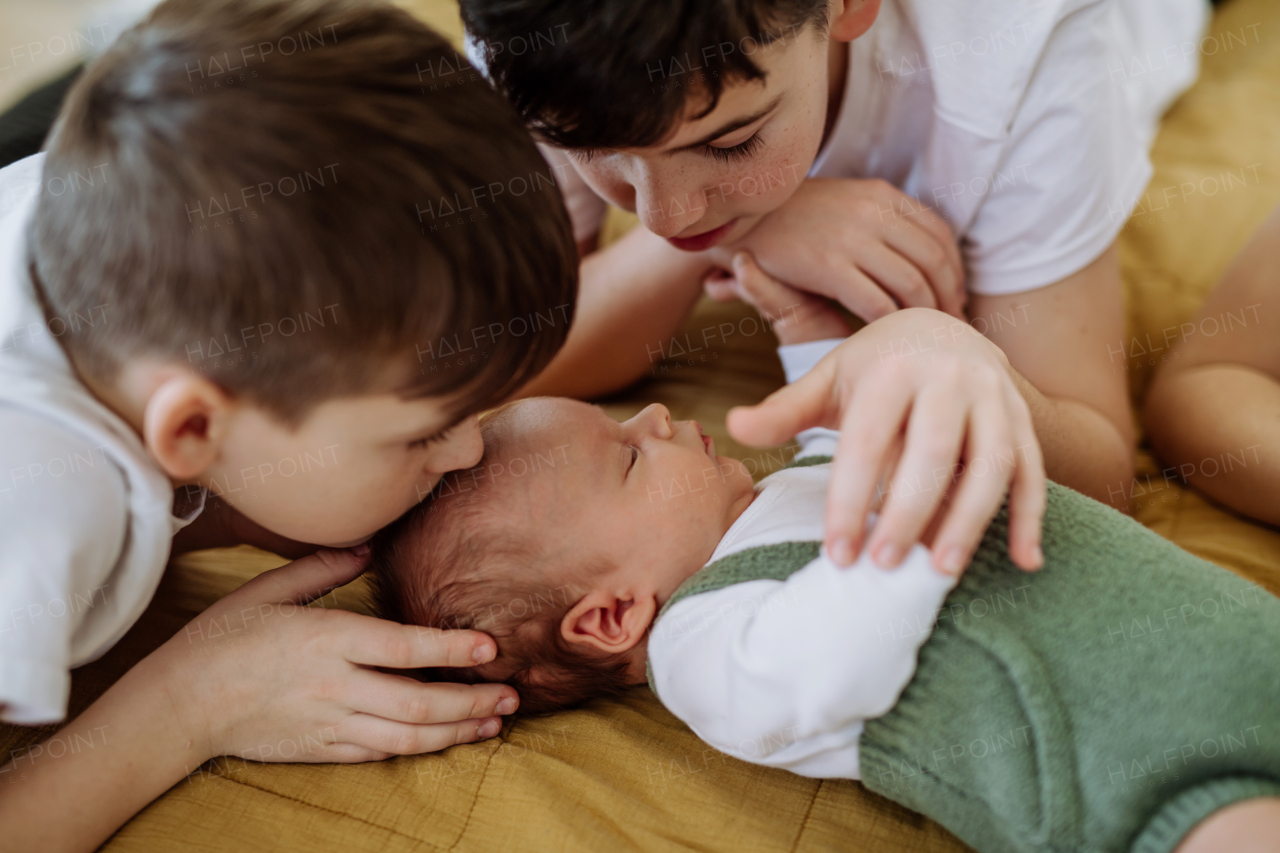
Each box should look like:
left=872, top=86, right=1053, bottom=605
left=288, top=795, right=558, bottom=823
left=369, top=342, right=1280, bottom=853
left=369, top=392, right=784, bottom=712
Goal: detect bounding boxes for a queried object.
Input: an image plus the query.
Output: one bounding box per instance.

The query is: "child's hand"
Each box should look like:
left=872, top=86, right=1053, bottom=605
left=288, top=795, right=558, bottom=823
left=704, top=251, right=851, bottom=346
left=714, top=178, right=966, bottom=322
left=726, top=308, right=1046, bottom=576
left=0, top=549, right=516, bottom=853
left=158, top=548, right=518, bottom=764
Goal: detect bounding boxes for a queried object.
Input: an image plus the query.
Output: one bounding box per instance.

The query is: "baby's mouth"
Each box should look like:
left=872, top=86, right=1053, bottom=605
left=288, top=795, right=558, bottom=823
left=695, top=422, right=715, bottom=459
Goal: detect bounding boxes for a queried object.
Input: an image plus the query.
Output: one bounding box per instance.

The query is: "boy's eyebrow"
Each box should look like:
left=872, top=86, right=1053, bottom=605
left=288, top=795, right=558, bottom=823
left=662, top=94, right=784, bottom=156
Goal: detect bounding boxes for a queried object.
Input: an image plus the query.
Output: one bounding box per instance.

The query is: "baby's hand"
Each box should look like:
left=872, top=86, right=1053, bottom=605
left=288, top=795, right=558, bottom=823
left=704, top=251, right=851, bottom=346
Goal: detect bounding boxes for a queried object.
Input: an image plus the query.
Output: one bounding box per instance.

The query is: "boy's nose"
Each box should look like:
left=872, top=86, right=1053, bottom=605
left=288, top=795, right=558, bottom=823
left=630, top=164, right=708, bottom=239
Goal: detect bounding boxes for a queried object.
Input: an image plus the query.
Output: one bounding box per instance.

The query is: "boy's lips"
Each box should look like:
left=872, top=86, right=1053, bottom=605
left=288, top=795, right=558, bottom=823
left=667, top=218, right=738, bottom=252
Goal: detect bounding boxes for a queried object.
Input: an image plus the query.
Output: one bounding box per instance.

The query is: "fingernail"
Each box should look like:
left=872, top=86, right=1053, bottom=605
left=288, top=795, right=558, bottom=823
left=351, top=543, right=371, bottom=557
left=496, top=697, right=517, bottom=715
left=478, top=719, right=501, bottom=739
left=939, top=547, right=966, bottom=575
left=1030, top=545, right=1044, bottom=569
left=830, top=538, right=855, bottom=566
left=732, top=251, right=747, bottom=269
left=874, top=542, right=902, bottom=567
left=473, top=643, right=495, bottom=664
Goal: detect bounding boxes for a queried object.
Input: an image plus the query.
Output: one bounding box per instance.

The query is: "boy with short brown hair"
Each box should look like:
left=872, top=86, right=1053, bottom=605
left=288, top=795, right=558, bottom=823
left=1, top=0, right=576, bottom=846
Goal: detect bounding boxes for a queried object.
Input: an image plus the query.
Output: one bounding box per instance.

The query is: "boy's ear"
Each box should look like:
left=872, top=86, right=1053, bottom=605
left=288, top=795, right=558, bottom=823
left=829, top=0, right=881, bottom=42
left=561, top=589, right=656, bottom=655
left=142, top=374, right=234, bottom=481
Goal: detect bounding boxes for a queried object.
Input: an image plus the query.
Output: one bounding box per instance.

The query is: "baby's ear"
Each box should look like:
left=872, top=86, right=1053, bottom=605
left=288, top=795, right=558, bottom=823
left=561, top=590, right=656, bottom=654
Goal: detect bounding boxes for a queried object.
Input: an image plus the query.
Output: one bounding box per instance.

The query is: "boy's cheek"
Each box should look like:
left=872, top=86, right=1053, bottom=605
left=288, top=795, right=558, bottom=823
left=711, top=150, right=812, bottom=228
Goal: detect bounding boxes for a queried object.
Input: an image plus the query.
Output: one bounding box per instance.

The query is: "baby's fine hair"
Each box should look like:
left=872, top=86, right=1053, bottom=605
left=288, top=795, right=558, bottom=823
left=30, top=0, right=576, bottom=422
left=367, top=407, right=636, bottom=715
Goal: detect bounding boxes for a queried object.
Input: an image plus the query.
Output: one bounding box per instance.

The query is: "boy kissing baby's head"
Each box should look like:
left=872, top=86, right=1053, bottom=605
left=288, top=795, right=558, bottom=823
left=368, top=398, right=757, bottom=713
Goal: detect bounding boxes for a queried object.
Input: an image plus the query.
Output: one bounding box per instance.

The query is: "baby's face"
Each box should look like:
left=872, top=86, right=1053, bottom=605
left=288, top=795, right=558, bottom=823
left=481, top=398, right=756, bottom=599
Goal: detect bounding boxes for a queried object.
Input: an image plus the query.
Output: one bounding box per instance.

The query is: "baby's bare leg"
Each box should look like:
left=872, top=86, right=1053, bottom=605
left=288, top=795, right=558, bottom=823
left=1174, top=797, right=1280, bottom=853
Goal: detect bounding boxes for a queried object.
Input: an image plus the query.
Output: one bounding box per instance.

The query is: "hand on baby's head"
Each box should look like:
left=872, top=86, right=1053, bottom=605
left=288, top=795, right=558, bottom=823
left=366, top=397, right=756, bottom=714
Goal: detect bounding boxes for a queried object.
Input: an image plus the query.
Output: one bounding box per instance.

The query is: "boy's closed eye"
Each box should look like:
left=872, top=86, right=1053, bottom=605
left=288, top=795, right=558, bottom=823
left=704, top=131, right=765, bottom=165
left=408, top=424, right=454, bottom=450
left=569, top=97, right=778, bottom=166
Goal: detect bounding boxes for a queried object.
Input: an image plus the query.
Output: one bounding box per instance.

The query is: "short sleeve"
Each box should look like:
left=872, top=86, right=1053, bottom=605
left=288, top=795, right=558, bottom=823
left=962, top=1, right=1152, bottom=296
left=0, top=408, right=128, bottom=724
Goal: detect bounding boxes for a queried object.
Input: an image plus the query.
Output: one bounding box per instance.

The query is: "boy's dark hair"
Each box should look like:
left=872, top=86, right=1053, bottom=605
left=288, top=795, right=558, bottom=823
left=459, top=0, right=829, bottom=150
left=32, top=0, right=576, bottom=423
left=367, top=408, right=635, bottom=715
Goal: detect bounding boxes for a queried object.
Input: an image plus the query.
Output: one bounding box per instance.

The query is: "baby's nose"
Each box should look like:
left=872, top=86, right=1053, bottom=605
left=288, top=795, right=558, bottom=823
left=640, top=403, right=673, bottom=437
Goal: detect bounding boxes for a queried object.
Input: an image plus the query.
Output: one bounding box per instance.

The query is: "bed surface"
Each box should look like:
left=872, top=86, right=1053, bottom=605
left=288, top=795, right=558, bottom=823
left=3, top=0, right=1279, bottom=849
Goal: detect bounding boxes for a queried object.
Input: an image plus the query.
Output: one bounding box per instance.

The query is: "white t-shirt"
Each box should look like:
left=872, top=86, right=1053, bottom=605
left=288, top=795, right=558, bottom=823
left=647, top=337, right=958, bottom=779
left=541, top=0, right=1208, bottom=295
left=0, top=154, right=202, bottom=725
